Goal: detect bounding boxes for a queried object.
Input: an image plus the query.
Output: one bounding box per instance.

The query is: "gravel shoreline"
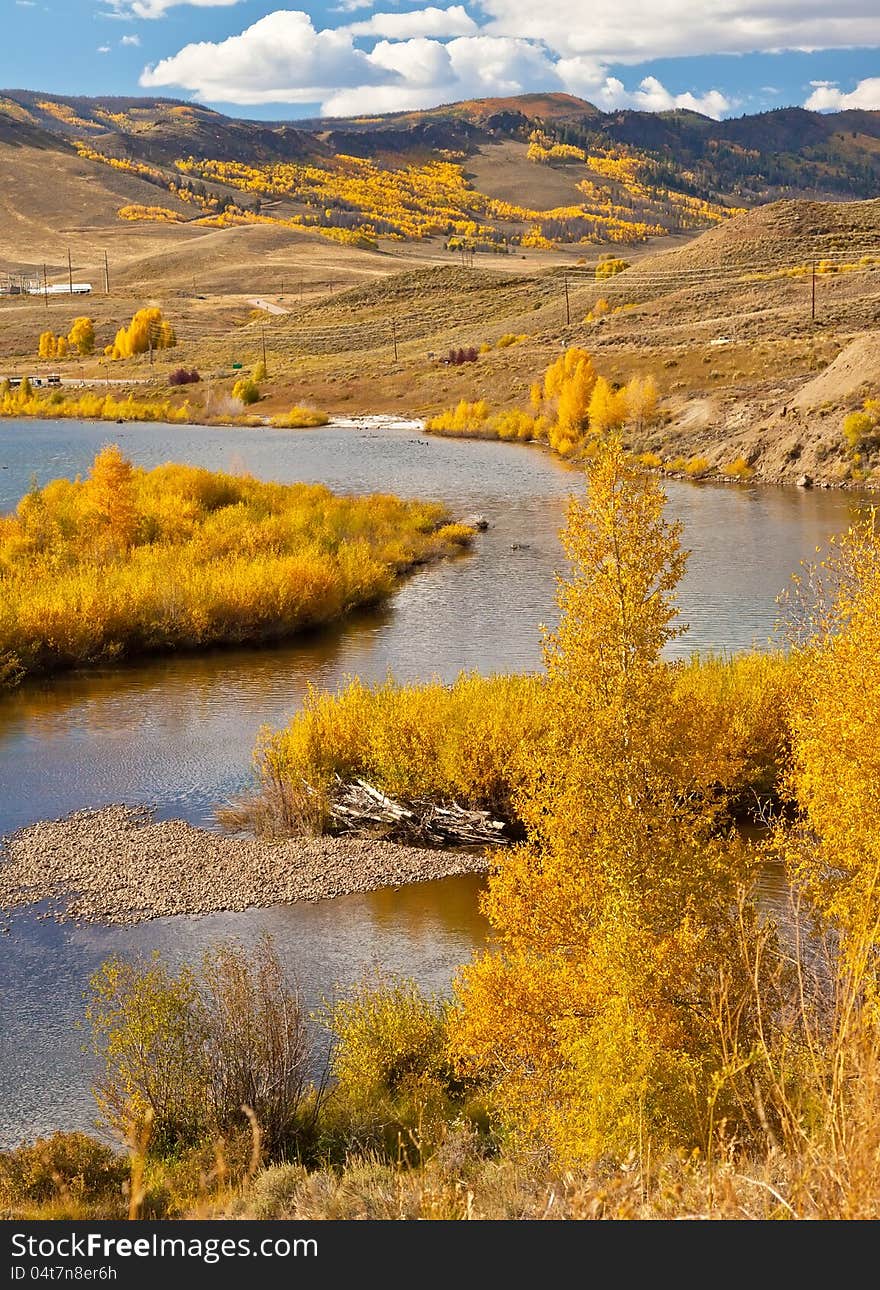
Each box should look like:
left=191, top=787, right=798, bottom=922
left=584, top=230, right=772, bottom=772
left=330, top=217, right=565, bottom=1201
left=0, top=806, right=491, bottom=926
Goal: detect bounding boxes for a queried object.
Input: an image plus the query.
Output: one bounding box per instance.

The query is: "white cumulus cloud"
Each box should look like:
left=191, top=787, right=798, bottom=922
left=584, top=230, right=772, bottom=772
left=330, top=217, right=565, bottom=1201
left=141, top=10, right=382, bottom=104
left=587, top=75, right=733, bottom=119
left=480, top=0, right=880, bottom=62
left=121, top=34, right=142, bottom=46
left=346, top=6, right=477, bottom=40
left=138, top=5, right=753, bottom=118
left=324, top=32, right=560, bottom=114
left=105, top=0, right=244, bottom=19
left=804, top=77, right=880, bottom=110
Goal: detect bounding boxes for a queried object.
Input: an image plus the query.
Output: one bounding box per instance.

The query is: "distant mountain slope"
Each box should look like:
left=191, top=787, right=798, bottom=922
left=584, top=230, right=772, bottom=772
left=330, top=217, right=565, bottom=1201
left=3, top=89, right=880, bottom=205
left=0, top=91, right=322, bottom=166
left=300, top=94, right=880, bottom=203
left=3, top=89, right=880, bottom=262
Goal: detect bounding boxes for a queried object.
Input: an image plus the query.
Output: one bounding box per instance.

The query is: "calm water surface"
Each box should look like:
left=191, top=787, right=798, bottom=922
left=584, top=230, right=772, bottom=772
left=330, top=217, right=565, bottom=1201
left=0, top=417, right=870, bottom=1145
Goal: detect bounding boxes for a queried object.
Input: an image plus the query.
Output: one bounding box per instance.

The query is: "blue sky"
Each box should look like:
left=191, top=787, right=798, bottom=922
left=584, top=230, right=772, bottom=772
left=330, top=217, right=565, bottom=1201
left=2, top=0, right=879, bottom=120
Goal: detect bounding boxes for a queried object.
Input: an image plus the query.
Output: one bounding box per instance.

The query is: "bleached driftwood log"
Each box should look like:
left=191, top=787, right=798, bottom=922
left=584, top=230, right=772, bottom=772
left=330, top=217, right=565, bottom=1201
left=329, top=777, right=509, bottom=847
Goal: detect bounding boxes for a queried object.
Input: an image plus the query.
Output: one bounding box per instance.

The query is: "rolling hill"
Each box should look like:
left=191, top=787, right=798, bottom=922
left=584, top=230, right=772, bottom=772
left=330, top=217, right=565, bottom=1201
left=4, top=88, right=880, bottom=228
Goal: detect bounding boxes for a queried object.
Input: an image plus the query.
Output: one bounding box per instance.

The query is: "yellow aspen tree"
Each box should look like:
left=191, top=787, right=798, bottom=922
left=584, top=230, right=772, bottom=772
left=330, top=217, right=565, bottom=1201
left=786, top=520, right=880, bottom=981
left=555, top=356, right=594, bottom=442
left=452, top=436, right=761, bottom=1163
left=111, top=326, right=130, bottom=361
left=110, top=309, right=174, bottom=360
left=68, top=316, right=96, bottom=356
left=587, top=375, right=627, bottom=435
left=624, top=374, right=659, bottom=434
left=542, top=347, right=595, bottom=405
left=38, top=331, right=57, bottom=360
left=85, top=443, right=138, bottom=552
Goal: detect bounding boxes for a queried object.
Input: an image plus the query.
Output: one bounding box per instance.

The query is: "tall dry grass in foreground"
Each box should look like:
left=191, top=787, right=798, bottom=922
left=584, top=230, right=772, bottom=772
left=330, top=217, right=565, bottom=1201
left=0, top=445, right=473, bottom=684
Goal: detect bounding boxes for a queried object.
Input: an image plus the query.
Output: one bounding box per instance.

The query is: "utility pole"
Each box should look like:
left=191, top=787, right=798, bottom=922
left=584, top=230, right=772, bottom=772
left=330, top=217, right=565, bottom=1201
left=43, top=264, right=48, bottom=309
left=67, top=248, right=73, bottom=296
left=261, top=324, right=268, bottom=375
left=564, top=277, right=571, bottom=326
left=104, top=251, right=110, bottom=295
left=391, top=318, right=398, bottom=362
left=811, top=260, right=816, bottom=322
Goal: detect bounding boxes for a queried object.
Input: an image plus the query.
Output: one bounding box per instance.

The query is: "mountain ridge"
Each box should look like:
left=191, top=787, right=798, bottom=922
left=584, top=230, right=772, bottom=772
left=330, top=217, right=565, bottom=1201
left=3, top=88, right=880, bottom=206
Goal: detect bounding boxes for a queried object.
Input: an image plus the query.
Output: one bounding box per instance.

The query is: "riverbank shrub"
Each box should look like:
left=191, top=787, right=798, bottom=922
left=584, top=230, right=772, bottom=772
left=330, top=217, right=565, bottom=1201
left=270, top=407, right=331, bottom=428
left=232, top=377, right=260, bottom=406
left=0, top=1133, right=128, bottom=1219
left=842, top=398, right=879, bottom=457
left=0, top=386, right=192, bottom=423
left=250, top=650, right=793, bottom=836
left=256, top=672, right=545, bottom=827
left=0, top=447, right=474, bottom=683
left=323, top=976, right=474, bottom=1161
left=87, top=939, right=317, bottom=1162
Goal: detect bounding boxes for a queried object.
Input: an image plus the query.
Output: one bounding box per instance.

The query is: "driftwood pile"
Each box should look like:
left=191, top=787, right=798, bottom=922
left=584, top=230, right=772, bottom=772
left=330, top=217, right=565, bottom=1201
left=329, top=777, right=510, bottom=848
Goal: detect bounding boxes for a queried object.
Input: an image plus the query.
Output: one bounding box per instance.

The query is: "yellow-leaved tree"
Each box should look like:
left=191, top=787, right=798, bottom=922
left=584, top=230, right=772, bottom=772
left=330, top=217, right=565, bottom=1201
left=624, top=374, right=659, bottom=436
left=587, top=374, right=628, bottom=435
left=762, top=518, right=880, bottom=1188
left=109, top=308, right=176, bottom=360
left=451, top=436, right=764, bottom=1164
left=68, top=316, right=95, bottom=356
left=786, top=519, right=880, bottom=983
left=84, top=443, right=138, bottom=552
left=535, top=347, right=597, bottom=457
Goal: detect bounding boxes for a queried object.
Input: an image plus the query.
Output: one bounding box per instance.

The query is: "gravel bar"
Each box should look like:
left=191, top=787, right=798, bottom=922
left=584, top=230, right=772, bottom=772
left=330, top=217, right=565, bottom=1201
left=0, top=806, right=491, bottom=925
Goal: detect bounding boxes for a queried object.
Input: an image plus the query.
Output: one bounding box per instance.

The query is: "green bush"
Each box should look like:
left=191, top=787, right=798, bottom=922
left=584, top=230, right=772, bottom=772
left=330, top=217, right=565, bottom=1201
left=87, top=938, right=314, bottom=1161
left=323, top=975, right=469, bottom=1161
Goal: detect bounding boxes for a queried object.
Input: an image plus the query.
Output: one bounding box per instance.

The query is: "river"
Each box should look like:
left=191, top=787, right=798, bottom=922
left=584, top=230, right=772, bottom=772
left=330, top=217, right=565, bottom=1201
left=0, top=417, right=870, bottom=1147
